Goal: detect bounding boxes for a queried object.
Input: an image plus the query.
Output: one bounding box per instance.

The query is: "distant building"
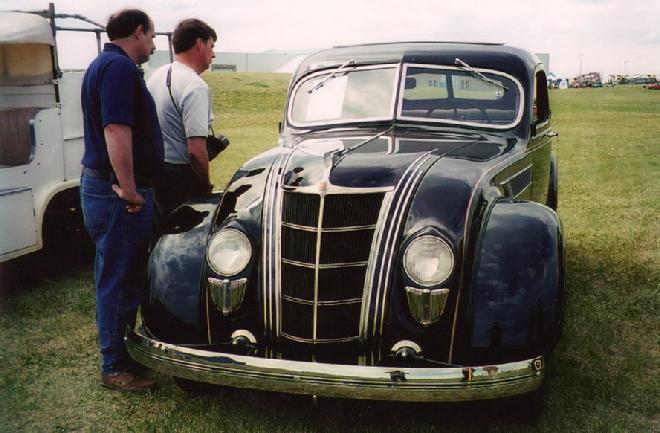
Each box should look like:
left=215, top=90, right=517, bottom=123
left=148, top=50, right=552, bottom=75
left=147, top=50, right=311, bottom=73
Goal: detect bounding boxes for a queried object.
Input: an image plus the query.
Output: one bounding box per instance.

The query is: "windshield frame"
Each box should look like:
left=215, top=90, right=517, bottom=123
left=287, top=63, right=400, bottom=128
left=396, top=63, right=525, bottom=130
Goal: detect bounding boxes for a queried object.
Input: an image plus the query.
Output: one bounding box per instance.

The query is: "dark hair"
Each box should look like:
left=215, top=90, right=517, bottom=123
left=106, top=9, right=152, bottom=40
left=172, top=19, right=217, bottom=54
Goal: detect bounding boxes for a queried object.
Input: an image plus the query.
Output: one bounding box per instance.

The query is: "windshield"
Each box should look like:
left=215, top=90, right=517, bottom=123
left=288, top=63, right=523, bottom=129
left=289, top=66, right=398, bottom=126
left=398, top=65, right=523, bottom=128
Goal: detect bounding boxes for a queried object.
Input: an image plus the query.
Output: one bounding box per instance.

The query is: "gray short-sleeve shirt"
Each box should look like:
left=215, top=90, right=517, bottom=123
left=147, top=62, right=214, bottom=164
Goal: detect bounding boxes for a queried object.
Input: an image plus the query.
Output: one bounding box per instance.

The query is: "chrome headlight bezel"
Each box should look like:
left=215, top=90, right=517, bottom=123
left=206, top=228, right=253, bottom=277
left=402, top=235, right=455, bottom=287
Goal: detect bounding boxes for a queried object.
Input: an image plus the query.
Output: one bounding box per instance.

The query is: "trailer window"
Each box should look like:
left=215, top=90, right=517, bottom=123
left=0, top=43, right=52, bottom=86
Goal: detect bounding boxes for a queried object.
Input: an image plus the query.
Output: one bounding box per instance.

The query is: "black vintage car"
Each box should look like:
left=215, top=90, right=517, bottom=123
left=127, top=42, right=565, bottom=410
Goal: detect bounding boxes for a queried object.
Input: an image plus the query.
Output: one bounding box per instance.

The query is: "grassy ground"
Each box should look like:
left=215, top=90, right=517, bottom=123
left=0, top=78, right=658, bottom=432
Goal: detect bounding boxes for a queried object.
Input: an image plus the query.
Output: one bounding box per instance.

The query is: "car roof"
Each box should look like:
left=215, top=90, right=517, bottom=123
left=293, top=41, right=541, bottom=87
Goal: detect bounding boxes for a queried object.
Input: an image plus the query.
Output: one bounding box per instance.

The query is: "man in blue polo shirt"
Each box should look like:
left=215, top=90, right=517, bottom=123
left=80, top=8, right=163, bottom=392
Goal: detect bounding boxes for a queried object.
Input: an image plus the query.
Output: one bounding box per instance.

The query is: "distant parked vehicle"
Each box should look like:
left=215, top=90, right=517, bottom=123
left=644, top=83, right=660, bottom=90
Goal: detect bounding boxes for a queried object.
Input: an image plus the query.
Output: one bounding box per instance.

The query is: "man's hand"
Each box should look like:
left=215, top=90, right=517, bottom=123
left=105, top=123, right=144, bottom=212
left=112, top=184, right=145, bottom=213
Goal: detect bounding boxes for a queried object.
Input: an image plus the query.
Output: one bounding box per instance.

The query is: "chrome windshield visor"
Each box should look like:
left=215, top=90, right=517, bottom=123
left=127, top=325, right=544, bottom=402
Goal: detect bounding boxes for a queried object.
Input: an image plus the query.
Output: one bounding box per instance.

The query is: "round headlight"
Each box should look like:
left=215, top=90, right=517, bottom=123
left=207, top=229, right=252, bottom=276
left=403, top=235, right=454, bottom=287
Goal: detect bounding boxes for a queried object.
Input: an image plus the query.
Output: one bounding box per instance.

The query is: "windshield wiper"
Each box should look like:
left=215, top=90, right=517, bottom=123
left=333, top=125, right=394, bottom=164
left=454, top=58, right=508, bottom=91
left=307, top=59, right=356, bottom=94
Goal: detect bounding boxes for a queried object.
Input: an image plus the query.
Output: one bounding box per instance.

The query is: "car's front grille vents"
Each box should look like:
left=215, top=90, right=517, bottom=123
left=282, top=192, right=320, bottom=227
left=280, top=190, right=385, bottom=343
left=322, top=194, right=384, bottom=228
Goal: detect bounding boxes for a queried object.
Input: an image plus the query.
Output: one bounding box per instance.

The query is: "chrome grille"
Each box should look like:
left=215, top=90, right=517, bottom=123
left=280, top=190, right=385, bottom=343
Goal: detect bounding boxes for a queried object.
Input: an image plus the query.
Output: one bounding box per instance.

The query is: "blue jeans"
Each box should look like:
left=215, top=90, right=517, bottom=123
left=80, top=175, right=153, bottom=374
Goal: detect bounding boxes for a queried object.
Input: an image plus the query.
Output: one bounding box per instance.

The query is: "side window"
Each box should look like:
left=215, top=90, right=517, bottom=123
left=533, top=70, right=550, bottom=123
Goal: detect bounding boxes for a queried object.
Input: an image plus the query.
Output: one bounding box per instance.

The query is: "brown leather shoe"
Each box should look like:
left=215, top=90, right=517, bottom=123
left=101, top=371, right=156, bottom=392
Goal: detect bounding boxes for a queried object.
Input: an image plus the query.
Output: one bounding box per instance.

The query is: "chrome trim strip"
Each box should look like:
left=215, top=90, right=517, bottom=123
left=371, top=153, right=434, bottom=337
left=286, top=184, right=393, bottom=195
left=499, top=163, right=533, bottom=199
left=281, top=332, right=360, bottom=344
left=281, top=258, right=369, bottom=269
left=127, top=327, right=544, bottom=402
left=396, top=64, right=525, bottom=130
left=262, top=149, right=296, bottom=346
left=260, top=155, right=280, bottom=346
left=499, top=163, right=533, bottom=187
left=282, top=222, right=377, bottom=233
left=378, top=155, right=433, bottom=334
left=512, top=182, right=531, bottom=199
left=273, top=152, right=295, bottom=340
left=282, top=295, right=362, bottom=306
left=359, top=190, right=395, bottom=338
left=359, top=153, right=433, bottom=339
left=0, top=187, right=31, bottom=197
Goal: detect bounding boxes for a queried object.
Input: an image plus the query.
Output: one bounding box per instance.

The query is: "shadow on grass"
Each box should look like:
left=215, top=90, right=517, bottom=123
left=0, top=233, right=94, bottom=295
left=175, top=385, right=539, bottom=431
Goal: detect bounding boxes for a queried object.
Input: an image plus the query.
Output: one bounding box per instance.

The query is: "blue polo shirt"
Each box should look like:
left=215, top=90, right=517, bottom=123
left=81, top=43, right=164, bottom=179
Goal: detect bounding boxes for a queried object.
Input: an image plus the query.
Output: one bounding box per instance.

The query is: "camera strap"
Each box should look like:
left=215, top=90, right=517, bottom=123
left=165, top=64, right=216, bottom=136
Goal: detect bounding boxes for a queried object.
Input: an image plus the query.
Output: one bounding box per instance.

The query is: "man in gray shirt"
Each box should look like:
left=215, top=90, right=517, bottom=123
left=147, top=18, right=217, bottom=216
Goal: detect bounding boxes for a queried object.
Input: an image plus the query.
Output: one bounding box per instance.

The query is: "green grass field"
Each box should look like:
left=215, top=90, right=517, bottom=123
left=0, top=77, right=658, bottom=432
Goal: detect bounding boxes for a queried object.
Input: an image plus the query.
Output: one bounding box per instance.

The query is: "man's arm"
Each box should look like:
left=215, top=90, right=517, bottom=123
left=187, top=137, right=212, bottom=192
left=181, top=83, right=213, bottom=192
left=105, top=123, right=145, bottom=213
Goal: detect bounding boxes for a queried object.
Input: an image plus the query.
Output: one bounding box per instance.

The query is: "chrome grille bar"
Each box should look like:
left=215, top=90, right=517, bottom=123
left=312, top=195, right=325, bottom=343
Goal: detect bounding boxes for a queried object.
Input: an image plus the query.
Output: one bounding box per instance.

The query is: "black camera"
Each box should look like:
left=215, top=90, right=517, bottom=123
left=206, top=134, right=229, bottom=161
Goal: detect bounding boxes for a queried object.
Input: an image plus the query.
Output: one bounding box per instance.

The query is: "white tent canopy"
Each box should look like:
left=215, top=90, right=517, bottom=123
left=0, top=12, right=54, bottom=45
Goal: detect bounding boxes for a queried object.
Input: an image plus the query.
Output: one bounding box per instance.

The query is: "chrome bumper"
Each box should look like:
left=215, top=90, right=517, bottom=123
left=126, top=326, right=544, bottom=402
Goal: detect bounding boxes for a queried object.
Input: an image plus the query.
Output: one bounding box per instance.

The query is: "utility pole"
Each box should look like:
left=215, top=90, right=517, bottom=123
left=579, top=53, right=583, bottom=75
left=624, top=60, right=629, bottom=76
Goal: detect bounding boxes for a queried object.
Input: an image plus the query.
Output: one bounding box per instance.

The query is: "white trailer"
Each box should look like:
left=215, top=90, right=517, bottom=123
left=0, top=4, right=172, bottom=263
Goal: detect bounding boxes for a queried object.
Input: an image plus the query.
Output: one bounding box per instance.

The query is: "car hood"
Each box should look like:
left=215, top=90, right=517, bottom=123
left=280, top=130, right=500, bottom=190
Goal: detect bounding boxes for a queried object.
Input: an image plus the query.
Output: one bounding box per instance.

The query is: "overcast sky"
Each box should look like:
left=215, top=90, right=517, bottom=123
left=2, top=0, right=658, bottom=78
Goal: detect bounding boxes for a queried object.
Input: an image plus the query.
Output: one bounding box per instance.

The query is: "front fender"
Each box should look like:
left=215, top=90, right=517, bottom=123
left=143, top=194, right=221, bottom=343
left=456, top=200, right=565, bottom=364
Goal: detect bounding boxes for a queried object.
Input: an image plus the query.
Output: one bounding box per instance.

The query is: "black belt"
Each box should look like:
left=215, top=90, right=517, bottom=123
left=82, top=167, right=152, bottom=188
